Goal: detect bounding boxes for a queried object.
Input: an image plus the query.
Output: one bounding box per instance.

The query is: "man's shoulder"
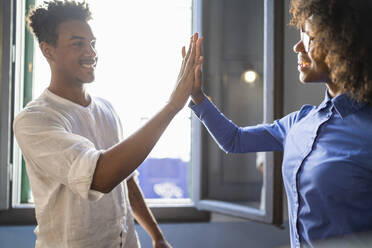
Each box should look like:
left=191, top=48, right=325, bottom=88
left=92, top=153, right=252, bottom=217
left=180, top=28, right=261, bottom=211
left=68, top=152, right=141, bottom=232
left=13, top=96, right=66, bottom=130
left=91, top=96, right=119, bottom=117
left=92, top=96, right=114, bottom=110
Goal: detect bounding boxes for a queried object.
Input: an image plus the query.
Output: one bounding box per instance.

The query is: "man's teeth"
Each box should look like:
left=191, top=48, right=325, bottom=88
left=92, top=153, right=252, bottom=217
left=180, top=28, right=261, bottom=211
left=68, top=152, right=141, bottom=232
left=80, top=63, right=94, bottom=69
left=81, top=63, right=94, bottom=68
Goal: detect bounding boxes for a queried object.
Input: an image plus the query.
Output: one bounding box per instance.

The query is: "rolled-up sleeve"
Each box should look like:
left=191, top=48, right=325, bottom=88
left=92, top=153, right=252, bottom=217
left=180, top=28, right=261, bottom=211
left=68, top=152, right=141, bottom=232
left=14, top=109, right=104, bottom=201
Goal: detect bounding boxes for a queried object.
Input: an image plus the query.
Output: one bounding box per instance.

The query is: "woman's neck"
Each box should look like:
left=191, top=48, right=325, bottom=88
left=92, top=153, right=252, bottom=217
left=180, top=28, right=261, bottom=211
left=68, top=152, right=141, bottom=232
left=326, top=82, right=343, bottom=98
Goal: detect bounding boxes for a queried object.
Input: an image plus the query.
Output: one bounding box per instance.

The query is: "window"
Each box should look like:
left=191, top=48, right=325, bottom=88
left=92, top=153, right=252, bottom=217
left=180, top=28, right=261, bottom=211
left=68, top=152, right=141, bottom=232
left=30, top=0, right=194, bottom=204
left=192, top=0, right=284, bottom=225
left=1, top=0, right=283, bottom=226
left=2, top=0, right=207, bottom=223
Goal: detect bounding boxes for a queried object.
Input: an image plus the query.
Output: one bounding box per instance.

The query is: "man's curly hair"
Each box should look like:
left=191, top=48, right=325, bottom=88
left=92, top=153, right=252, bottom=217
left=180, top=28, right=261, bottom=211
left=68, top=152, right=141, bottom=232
left=26, top=0, right=92, bottom=46
left=290, top=0, right=372, bottom=104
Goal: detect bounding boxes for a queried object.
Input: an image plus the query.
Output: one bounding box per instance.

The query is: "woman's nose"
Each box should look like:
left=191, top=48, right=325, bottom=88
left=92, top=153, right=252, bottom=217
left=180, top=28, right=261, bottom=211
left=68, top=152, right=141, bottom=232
left=293, top=39, right=305, bottom=53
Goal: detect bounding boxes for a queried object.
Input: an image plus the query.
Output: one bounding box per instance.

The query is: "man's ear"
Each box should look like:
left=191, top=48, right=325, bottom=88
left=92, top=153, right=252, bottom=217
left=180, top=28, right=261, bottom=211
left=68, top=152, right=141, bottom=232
left=39, top=41, right=55, bottom=61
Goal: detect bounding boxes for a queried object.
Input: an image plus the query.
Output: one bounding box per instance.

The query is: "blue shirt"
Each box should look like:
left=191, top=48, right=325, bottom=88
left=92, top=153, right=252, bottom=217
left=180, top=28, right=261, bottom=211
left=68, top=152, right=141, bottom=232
left=190, top=91, right=372, bottom=248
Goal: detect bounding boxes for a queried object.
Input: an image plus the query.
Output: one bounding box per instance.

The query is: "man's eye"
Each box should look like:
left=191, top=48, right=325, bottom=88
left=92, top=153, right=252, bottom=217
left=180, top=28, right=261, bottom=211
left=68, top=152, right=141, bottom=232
left=73, top=42, right=84, bottom=47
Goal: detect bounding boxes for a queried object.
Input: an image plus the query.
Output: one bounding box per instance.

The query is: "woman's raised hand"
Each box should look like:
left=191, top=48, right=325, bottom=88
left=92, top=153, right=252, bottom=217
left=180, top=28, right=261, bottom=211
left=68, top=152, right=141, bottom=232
left=190, top=35, right=205, bottom=105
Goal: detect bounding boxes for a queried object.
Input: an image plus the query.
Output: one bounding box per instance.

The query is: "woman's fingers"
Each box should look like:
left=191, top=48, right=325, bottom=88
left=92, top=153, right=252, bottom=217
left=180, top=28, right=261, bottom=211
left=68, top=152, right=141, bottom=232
left=194, top=57, right=203, bottom=87
left=195, top=37, right=203, bottom=65
left=184, top=36, right=197, bottom=75
left=195, top=65, right=201, bottom=86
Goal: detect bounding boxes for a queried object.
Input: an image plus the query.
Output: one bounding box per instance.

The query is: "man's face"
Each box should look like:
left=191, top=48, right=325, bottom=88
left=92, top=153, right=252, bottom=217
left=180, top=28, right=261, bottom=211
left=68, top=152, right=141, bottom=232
left=51, top=20, right=97, bottom=84
left=293, top=19, right=330, bottom=84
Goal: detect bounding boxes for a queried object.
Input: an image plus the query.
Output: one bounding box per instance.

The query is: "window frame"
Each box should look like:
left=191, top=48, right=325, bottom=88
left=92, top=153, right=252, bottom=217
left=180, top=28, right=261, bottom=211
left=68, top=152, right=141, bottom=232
left=192, top=0, right=284, bottom=226
left=0, top=0, right=15, bottom=212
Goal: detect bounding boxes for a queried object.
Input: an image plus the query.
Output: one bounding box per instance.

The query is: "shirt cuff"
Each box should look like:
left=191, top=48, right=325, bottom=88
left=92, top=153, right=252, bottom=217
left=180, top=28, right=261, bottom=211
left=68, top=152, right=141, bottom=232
left=188, top=97, right=211, bottom=117
left=68, top=149, right=104, bottom=202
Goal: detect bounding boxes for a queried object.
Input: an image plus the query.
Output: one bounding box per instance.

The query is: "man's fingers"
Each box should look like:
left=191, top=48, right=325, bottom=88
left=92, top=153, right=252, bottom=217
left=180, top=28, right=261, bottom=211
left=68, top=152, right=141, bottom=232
left=185, top=37, right=197, bottom=71
left=183, top=36, right=194, bottom=62
left=180, top=36, right=194, bottom=74
left=178, top=33, right=199, bottom=80
left=177, top=46, right=187, bottom=79
left=182, top=46, right=186, bottom=58
left=184, top=33, right=198, bottom=63
left=179, top=37, right=192, bottom=74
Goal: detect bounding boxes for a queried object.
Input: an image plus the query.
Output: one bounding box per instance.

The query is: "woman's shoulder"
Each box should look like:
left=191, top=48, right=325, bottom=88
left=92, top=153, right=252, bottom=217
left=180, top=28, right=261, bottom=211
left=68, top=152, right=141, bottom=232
left=287, top=104, right=316, bottom=124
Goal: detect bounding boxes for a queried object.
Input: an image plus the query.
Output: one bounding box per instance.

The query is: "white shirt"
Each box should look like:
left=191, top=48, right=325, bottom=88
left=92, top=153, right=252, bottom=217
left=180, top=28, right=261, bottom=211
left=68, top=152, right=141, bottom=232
left=13, top=89, right=140, bottom=248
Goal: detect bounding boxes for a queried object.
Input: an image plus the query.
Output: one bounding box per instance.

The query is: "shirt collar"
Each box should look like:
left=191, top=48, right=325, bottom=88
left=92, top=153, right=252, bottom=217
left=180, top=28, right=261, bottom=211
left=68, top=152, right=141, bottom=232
left=317, top=90, right=332, bottom=111
left=318, top=89, right=367, bottom=118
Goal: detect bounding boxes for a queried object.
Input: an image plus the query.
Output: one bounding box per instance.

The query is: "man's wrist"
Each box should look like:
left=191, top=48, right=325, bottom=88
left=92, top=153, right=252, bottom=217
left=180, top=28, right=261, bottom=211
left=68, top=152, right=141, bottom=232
left=152, top=229, right=165, bottom=242
left=165, top=101, right=181, bottom=115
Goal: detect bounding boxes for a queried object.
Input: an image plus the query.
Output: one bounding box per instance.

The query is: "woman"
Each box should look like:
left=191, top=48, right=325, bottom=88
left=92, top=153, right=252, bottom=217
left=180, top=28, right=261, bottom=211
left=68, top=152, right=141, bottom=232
left=190, top=0, right=372, bottom=247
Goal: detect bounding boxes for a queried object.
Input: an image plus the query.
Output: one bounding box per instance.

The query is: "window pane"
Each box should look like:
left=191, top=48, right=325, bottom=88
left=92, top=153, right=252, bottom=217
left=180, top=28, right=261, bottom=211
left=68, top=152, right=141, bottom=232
left=194, top=0, right=283, bottom=225
left=27, top=0, right=193, bottom=202
left=202, top=0, right=265, bottom=210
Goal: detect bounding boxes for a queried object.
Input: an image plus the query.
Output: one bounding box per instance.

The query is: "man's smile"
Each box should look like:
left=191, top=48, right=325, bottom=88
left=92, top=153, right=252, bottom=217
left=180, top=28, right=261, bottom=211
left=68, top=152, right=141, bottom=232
left=79, top=58, right=97, bottom=69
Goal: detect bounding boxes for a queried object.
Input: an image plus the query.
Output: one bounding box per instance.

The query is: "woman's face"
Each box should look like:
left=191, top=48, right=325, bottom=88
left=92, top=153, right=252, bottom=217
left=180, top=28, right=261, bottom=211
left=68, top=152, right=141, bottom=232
left=293, top=19, right=330, bottom=84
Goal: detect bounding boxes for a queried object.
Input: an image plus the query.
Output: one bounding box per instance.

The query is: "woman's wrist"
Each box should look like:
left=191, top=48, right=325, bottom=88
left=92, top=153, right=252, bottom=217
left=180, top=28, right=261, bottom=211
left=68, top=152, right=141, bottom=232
left=191, top=91, right=206, bottom=105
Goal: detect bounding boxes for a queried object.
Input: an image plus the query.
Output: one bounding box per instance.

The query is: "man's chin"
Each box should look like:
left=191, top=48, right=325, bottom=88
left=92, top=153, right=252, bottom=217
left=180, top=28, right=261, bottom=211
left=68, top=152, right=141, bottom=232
left=77, top=75, right=95, bottom=84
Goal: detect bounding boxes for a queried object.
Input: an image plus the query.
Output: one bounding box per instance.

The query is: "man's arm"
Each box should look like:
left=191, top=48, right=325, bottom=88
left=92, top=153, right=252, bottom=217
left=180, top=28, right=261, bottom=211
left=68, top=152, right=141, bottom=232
left=91, top=34, right=203, bottom=193
left=127, top=177, right=172, bottom=248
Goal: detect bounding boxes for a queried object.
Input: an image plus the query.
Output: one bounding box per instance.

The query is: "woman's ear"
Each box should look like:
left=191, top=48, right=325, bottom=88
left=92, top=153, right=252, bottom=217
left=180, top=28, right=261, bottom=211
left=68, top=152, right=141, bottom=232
left=39, top=41, right=55, bottom=61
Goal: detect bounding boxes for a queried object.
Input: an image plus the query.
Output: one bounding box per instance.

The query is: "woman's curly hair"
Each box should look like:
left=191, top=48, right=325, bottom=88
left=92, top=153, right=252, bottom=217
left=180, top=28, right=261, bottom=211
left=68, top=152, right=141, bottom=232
left=26, top=0, right=91, bottom=46
left=290, top=0, right=372, bottom=103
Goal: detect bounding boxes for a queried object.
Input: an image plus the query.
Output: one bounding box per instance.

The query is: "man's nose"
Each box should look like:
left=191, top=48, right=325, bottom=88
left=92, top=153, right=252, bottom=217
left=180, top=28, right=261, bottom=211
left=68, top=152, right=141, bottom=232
left=85, top=44, right=97, bottom=57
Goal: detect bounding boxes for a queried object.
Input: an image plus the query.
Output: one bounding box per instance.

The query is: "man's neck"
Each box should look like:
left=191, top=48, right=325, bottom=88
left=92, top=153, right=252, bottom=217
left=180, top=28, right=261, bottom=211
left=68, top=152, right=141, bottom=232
left=48, top=79, right=91, bottom=107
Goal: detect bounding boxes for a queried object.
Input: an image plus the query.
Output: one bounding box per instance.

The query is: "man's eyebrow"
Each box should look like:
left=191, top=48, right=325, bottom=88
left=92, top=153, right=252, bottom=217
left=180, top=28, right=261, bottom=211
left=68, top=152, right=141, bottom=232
left=69, top=36, right=96, bottom=41
left=70, top=36, right=85, bottom=40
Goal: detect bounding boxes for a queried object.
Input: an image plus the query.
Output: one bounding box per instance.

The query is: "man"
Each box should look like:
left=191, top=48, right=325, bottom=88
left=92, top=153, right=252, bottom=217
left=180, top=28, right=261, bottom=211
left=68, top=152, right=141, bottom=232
left=13, top=1, right=202, bottom=247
